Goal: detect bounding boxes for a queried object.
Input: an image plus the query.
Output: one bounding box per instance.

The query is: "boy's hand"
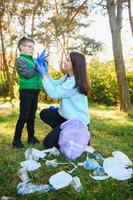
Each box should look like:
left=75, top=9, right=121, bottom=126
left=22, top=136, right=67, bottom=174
left=40, top=49, right=49, bottom=60
left=43, top=61, right=48, bottom=72
left=36, top=49, right=49, bottom=70
left=36, top=61, right=46, bottom=76
left=37, top=49, right=49, bottom=63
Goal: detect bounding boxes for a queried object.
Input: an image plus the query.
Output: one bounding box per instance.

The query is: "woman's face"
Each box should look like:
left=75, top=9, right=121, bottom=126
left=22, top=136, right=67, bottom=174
left=64, top=54, right=73, bottom=74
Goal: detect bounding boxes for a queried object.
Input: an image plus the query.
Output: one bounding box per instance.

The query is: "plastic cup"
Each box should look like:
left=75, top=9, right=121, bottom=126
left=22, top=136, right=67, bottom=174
left=70, top=176, right=82, bottom=192
left=17, top=168, right=30, bottom=183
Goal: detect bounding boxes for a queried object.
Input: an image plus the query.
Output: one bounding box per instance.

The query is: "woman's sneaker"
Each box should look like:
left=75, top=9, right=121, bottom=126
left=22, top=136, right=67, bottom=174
left=12, top=140, right=24, bottom=148
left=27, top=137, right=40, bottom=145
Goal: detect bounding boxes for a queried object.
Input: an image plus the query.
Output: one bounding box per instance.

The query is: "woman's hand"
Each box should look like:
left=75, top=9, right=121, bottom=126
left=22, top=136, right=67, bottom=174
left=44, top=55, right=49, bottom=63
left=52, top=98, right=58, bottom=103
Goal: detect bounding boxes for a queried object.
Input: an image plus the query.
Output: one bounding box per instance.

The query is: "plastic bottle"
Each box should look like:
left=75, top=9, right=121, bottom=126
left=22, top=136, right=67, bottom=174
left=45, top=159, right=58, bottom=167
left=93, top=166, right=105, bottom=176
left=17, top=182, right=54, bottom=195
left=70, top=176, right=83, bottom=192
left=93, top=152, right=104, bottom=160
left=83, top=158, right=100, bottom=170
left=1, top=197, right=16, bottom=200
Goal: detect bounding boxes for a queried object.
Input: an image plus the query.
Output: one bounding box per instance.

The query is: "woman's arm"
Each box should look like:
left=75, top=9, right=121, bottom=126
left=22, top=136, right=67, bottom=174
left=47, top=75, right=66, bottom=86
left=42, top=75, right=76, bottom=99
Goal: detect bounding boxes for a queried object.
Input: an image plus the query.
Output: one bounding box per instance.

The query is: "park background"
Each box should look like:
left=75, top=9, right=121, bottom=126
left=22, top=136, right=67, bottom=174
left=0, top=0, right=133, bottom=200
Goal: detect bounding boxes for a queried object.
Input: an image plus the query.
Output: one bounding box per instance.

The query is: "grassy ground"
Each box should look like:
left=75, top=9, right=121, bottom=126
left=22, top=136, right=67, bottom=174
left=0, top=102, right=133, bottom=200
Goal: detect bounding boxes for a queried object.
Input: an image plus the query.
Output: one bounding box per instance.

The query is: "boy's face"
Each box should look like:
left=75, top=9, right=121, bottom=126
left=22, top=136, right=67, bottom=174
left=20, top=42, right=34, bottom=55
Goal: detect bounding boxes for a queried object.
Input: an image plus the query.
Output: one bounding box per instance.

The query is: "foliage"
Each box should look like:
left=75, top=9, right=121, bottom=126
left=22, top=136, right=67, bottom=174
left=0, top=57, right=133, bottom=106
left=0, top=103, right=133, bottom=199
left=88, top=58, right=133, bottom=106
left=127, top=70, right=133, bottom=104
left=89, top=58, right=119, bottom=105
left=0, top=73, right=9, bottom=97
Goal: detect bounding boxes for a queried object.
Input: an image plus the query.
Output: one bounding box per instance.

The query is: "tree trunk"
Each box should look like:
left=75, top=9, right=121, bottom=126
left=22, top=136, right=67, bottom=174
left=127, top=0, right=133, bottom=37
left=0, top=16, right=14, bottom=102
left=107, top=0, right=132, bottom=111
left=31, top=2, right=39, bottom=38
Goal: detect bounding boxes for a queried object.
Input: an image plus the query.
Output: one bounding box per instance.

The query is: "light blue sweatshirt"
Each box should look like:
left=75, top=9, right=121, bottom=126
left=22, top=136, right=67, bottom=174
left=42, top=75, right=90, bottom=125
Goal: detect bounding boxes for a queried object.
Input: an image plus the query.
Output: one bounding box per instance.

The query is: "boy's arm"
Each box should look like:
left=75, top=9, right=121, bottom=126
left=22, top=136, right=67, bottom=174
left=16, top=58, right=37, bottom=79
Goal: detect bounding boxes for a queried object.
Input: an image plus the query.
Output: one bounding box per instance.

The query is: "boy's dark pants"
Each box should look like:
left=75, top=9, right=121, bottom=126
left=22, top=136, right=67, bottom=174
left=13, top=89, right=39, bottom=141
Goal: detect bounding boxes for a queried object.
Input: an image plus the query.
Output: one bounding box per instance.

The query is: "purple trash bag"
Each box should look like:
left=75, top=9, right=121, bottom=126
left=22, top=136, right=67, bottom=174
left=58, top=118, right=90, bottom=161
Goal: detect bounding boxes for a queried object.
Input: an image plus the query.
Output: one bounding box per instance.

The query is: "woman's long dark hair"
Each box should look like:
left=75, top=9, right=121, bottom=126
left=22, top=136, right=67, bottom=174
left=70, top=51, right=90, bottom=96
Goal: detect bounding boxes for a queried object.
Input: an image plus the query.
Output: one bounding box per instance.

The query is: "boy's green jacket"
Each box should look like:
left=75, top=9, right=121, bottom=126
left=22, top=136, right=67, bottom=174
left=16, top=53, right=42, bottom=90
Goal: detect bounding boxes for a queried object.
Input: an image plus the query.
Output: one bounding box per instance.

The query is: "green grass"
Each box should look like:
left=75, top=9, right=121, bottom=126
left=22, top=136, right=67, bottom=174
left=0, top=102, right=133, bottom=200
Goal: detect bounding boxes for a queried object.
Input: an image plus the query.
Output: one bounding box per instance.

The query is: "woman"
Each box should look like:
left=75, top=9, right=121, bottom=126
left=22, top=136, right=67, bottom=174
left=37, top=51, right=90, bottom=148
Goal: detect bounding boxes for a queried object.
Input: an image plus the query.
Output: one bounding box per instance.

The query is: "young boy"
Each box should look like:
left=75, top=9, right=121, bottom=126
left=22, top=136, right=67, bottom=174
left=12, top=37, right=42, bottom=148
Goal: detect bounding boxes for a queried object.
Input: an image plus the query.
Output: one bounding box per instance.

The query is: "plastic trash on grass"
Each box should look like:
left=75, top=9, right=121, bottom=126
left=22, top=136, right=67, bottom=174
left=70, top=176, right=83, bottom=192
left=85, top=146, right=95, bottom=154
left=49, top=171, right=72, bottom=190
left=25, top=148, right=47, bottom=161
left=45, top=159, right=58, bottom=167
left=93, top=166, right=105, bottom=176
left=17, top=168, right=30, bottom=183
left=17, top=182, right=54, bottom=195
left=1, top=197, right=16, bottom=200
left=20, top=160, right=41, bottom=171
left=45, top=159, right=69, bottom=167
left=103, top=157, right=132, bottom=180
left=83, top=159, right=100, bottom=170
left=112, top=151, right=132, bottom=167
left=90, top=175, right=109, bottom=181
left=43, top=147, right=60, bottom=156
left=93, top=152, right=104, bottom=161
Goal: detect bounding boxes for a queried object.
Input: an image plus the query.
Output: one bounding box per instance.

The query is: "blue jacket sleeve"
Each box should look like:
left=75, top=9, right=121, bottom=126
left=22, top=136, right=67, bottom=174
left=47, top=75, right=66, bottom=86
left=16, top=58, right=37, bottom=79
left=42, top=76, right=76, bottom=98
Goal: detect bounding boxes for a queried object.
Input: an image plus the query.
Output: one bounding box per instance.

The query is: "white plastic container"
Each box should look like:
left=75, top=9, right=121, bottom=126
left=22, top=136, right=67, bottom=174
left=49, top=171, right=72, bottom=190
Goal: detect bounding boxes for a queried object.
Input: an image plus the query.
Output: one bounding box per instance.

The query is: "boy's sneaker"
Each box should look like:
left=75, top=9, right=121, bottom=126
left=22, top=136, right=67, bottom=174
left=27, top=137, right=40, bottom=145
left=12, top=140, right=24, bottom=149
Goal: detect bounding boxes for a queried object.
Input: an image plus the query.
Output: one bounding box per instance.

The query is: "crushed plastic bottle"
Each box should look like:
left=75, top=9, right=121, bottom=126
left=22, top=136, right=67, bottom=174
left=70, top=176, right=83, bottom=192
left=1, top=197, right=16, bottom=200
left=93, top=152, right=104, bottom=160
left=25, top=148, right=47, bottom=161
left=45, top=159, right=58, bottom=167
left=17, top=182, right=54, bottom=195
left=83, top=159, right=100, bottom=170
left=93, top=166, right=105, bottom=176
left=43, top=147, right=60, bottom=156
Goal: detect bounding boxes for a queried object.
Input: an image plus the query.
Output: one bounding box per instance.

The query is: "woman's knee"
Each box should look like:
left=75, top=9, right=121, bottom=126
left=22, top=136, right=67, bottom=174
left=40, top=109, right=48, bottom=122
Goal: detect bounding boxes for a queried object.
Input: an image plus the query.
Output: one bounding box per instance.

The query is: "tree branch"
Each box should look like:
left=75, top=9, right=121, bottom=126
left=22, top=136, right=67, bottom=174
left=62, top=0, right=88, bottom=33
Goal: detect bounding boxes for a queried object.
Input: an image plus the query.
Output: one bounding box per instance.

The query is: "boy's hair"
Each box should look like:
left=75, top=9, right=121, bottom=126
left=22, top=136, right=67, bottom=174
left=18, top=37, right=35, bottom=51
